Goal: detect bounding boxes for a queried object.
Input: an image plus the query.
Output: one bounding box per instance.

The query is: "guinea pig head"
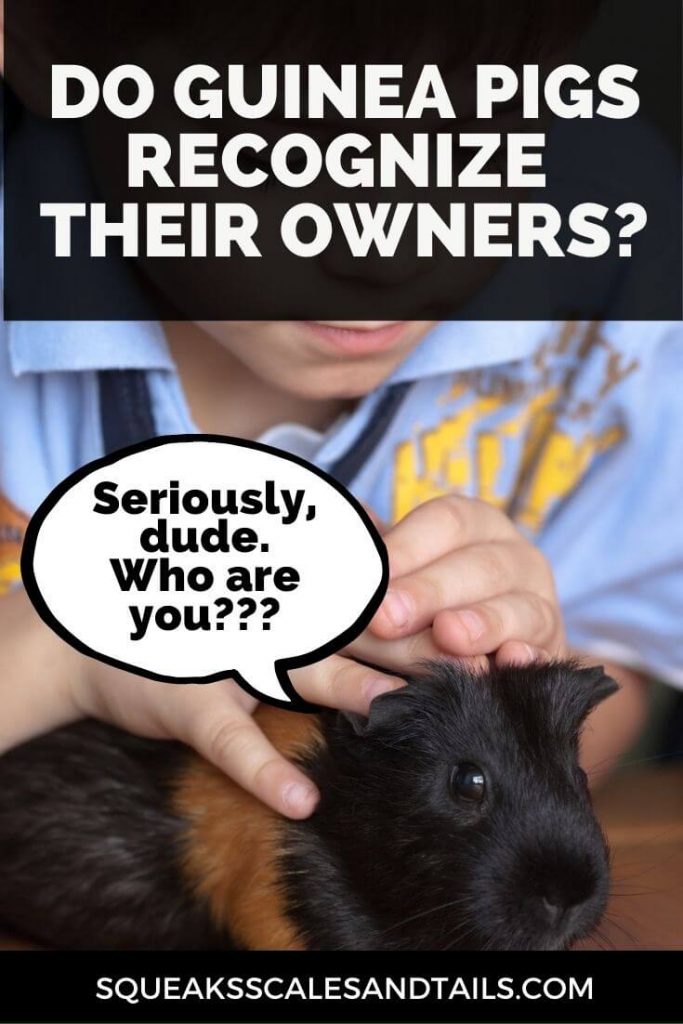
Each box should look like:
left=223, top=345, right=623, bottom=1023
left=283, top=659, right=617, bottom=951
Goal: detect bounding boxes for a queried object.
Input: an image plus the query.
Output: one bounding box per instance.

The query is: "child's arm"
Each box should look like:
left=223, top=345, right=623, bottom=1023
left=0, top=587, right=81, bottom=751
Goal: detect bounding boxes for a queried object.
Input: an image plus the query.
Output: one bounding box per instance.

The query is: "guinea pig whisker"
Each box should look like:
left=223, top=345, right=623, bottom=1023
left=597, top=925, right=618, bottom=950
left=587, top=751, right=678, bottom=779
left=380, top=895, right=475, bottom=936
left=609, top=906, right=665, bottom=946
left=602, top=911, right=639, bottom=948
left=587, top=926, right=612, bottom=951
left=614, top=751, right=681, bottom=769
left=609, top=881, right=658, bottom=896
left=442, top=920, right=480, bottom=951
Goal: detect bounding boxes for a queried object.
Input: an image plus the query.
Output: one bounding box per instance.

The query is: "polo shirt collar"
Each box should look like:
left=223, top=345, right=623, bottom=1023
left=7, top=319, right=174, bottom=376
left=387, top=319, right=553, bottom=383
left=7, top=316, right=552, bottom=381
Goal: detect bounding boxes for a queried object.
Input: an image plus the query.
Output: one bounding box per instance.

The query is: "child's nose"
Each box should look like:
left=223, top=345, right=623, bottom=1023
left=318, top=233, right=431, bottom=289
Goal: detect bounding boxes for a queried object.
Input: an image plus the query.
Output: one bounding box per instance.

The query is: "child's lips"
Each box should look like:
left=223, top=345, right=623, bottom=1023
left=297, top=321, right=410, bottom=356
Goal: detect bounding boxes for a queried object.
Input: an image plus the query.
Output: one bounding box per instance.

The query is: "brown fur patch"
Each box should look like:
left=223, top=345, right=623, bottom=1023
left=173, top=707, right=323, bottom=950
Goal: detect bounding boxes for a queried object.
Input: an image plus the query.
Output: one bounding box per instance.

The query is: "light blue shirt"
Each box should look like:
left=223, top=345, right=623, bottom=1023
left=2, top=317, right=683, bottom=689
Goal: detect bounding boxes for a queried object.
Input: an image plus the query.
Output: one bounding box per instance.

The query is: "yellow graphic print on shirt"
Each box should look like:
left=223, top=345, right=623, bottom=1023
left=0, top=494, right=28, bottom=596
left=393, top=324, right=636, bottom=531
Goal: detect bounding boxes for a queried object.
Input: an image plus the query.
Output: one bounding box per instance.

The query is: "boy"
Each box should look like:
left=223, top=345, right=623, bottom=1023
left=1, top=314, right=672, bottom=819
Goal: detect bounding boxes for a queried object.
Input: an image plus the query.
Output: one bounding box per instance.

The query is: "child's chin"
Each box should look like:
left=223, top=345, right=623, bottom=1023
left=292, top=362, right=395, bottom=401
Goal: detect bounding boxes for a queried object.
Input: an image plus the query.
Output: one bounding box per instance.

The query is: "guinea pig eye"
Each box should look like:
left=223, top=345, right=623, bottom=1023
left=450, top=763, right=486, bottom=804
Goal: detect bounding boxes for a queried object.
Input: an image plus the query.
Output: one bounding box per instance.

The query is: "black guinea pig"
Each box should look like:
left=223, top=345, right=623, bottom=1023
left=0, top=659, right=616, bottom=951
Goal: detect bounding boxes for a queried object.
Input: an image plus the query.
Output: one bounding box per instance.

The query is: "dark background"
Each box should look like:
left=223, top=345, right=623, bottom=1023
left=3, top=0, right=681, bottom=320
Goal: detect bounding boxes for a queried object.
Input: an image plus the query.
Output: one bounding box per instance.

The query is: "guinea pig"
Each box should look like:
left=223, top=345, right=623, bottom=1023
left=0, top=658, right=616, bottom=951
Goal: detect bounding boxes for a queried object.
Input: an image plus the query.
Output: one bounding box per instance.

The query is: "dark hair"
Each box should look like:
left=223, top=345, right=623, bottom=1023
left=10, top=0, right=604, bottom=67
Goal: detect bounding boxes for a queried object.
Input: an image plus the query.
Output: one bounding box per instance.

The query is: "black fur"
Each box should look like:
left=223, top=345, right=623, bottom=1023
left=0, top=659, right=616, bottom=950
left=0, top=722, right=224, bottom=949
left=283, top=660, right=617, bottom=950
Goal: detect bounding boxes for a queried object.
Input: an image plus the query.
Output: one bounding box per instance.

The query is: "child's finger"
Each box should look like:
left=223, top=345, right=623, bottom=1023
left=346, top=626, right=445, bottom=673
left=495, top=640, right=551, bottom=667
left=382, top=495, right=518, bottom=579
left=184, top=698, right=319, bottom=820
left=431, top=592, right=562, bottom=658
left=370, top=540, right=541, bottom=638
left=290, top=655, right=404, bottom=714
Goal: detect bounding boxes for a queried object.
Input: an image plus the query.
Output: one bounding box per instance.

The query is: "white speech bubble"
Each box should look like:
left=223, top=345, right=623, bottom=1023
left=21, top=436, right=388, bottom=706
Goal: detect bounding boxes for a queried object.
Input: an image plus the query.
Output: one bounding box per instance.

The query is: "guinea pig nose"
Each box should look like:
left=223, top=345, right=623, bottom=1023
left=541, top=896, right=565, bottom=926
left=540, top=891, right=590, bottom=931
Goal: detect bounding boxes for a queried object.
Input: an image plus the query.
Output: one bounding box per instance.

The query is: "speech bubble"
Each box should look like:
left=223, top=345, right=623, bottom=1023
left=21, top=435, right=388, bottom=707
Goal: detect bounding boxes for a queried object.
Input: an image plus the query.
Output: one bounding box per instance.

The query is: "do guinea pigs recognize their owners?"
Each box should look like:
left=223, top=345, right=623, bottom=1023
left=0, top=659, right=617, bottom=951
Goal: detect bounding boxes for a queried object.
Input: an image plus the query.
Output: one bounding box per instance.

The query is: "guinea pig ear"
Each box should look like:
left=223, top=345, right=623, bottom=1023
left=573, top=665, right=620, bottom=717
left=341, top=686, right=410, bottom=738
left=342, top=711, right=370, bottom=737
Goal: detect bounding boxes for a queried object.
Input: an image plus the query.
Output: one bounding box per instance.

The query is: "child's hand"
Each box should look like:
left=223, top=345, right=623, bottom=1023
left=70, top=646, right=410, bottom=820
left=369, top=496, right=566, bottom=665
left=1, top=587, right=412, bottom=821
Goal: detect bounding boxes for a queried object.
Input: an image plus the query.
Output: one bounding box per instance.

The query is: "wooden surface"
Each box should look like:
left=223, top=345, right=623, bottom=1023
left=1, top=764, right=681, bottom=951
left=578, top=763, right=683, bottom=950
